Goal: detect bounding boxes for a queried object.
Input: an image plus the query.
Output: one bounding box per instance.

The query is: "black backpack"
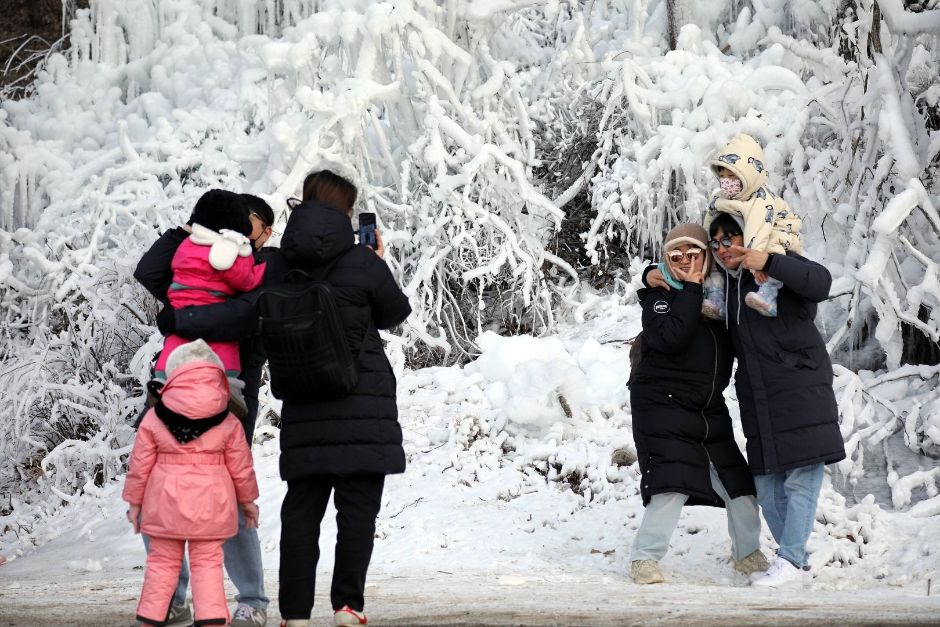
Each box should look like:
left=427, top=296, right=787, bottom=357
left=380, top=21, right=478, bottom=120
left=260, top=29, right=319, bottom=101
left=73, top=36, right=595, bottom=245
left=627, top=333, right=643, bottom=388
left=256, top=253, right=365, bottom=402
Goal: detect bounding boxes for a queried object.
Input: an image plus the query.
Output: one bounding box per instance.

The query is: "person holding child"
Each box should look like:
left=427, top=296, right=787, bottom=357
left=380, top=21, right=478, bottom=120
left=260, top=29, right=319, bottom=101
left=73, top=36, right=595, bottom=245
left=124, top=340, right=260, bottom=627
left=154, top=190, right=267, bottom=417
left=628, top=223, right=766, bottom=585
left=645, top=134, right=846, bottom=588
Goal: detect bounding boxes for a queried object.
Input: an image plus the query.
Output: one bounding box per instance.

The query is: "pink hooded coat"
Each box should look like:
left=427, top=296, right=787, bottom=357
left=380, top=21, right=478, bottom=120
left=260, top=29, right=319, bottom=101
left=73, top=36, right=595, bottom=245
left=123, top=360, right=259, bottom=540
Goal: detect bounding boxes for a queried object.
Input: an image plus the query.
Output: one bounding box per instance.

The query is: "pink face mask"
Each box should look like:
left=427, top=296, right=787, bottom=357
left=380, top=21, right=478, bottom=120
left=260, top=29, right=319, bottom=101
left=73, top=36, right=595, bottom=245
left=720, top=175, right=743, bottom=198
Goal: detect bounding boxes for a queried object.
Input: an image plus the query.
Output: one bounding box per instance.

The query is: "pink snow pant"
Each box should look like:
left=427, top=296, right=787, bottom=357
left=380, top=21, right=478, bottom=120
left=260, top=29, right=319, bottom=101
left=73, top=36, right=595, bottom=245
left=137, top=537, right=229, bottom=626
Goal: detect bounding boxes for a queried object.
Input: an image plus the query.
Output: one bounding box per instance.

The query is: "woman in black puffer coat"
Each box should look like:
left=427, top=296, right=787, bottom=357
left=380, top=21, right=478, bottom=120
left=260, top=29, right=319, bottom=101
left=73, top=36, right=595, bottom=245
left=264, top=170, right=411, bottom=626
left=628, top=223, right=765, bottom=585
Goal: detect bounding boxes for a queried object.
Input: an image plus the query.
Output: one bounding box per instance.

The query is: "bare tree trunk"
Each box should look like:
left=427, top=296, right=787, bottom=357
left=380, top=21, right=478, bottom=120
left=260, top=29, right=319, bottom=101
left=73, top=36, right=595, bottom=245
left=666, top=0, right=678, bottom=51
left=870, top=1, right=883, bottom=55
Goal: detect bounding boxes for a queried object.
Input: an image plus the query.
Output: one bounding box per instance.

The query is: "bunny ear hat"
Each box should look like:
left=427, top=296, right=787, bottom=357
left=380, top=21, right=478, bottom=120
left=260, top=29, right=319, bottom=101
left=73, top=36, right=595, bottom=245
left=189, top=223, right=253, bottom=271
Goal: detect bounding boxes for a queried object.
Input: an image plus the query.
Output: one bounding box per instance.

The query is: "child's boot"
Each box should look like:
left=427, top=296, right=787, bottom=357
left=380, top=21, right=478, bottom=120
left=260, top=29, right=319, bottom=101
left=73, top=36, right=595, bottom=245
left=745, top=277, right=782, bottom=317
left=702, top=273, right=726, bottom=320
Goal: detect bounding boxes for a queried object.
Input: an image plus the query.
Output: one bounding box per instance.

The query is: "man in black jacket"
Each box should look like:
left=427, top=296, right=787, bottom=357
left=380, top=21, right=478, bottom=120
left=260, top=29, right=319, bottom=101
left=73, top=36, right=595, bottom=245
left=645, top=213, right=846, bottom=588
left=133, top=194, right=274, bottom=627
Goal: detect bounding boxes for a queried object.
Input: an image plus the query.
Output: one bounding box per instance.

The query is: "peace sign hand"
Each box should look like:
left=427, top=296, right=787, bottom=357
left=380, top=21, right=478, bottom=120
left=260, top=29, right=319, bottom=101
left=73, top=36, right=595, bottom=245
left=728, top=245, right=769, bottom=272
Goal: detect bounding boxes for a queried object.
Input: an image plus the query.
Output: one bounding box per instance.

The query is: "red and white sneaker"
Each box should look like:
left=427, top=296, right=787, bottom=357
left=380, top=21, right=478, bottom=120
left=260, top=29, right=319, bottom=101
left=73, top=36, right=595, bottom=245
left=334, top=605, right=368, bottom=626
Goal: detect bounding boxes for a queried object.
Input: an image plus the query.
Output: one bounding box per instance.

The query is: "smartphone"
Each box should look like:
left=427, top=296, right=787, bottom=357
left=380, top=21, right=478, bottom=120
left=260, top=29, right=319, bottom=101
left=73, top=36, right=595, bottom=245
left=358, top=212, right=377, bottom=248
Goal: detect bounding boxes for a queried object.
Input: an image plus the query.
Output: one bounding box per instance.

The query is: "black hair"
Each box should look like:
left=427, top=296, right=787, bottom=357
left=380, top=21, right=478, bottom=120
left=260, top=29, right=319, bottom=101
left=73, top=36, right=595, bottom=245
left=301, top=170, right=358, bottom=215
left=188, top=190, right=252, bottom=236
left=241, top=194, right=275, bottom=228
left=708, top=213, right=744, bottom=239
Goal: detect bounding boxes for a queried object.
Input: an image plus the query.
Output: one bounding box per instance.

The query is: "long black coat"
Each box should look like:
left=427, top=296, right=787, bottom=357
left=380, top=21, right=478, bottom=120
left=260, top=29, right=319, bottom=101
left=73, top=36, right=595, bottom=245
left=265, top=201, right=412, bottom=481
left=721, top=252, right=846, bottom=474
left=630, top=282, right=755, bottom=507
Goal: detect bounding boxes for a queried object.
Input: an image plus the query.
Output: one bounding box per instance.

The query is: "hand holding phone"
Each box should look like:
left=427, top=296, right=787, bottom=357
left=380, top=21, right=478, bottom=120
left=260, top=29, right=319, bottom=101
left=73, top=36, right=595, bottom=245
left=358, top=212, right=377, bottom=248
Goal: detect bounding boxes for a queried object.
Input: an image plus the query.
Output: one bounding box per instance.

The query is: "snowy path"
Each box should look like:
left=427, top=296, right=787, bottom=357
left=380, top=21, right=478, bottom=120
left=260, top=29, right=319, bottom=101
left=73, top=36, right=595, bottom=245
left=2, top=566, right=938, bottom=626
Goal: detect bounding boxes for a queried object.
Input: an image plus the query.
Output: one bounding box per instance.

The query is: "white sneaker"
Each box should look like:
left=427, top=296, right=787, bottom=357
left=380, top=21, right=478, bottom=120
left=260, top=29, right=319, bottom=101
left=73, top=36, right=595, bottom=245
left=751, top=556, right=804, bottom=588
left=231, top=603, right=267, bottom=627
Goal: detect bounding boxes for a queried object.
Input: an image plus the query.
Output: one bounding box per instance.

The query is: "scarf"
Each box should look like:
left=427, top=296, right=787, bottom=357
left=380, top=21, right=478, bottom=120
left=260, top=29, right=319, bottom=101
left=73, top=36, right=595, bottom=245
left=154, top=401, right=228, bottom=444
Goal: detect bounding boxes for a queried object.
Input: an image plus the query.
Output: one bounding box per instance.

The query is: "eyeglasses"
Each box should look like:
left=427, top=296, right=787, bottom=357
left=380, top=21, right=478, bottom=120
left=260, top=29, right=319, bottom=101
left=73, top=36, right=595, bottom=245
left=666, top=248, right=703, bottom=263
left=708, top=236, right=737, bottom=251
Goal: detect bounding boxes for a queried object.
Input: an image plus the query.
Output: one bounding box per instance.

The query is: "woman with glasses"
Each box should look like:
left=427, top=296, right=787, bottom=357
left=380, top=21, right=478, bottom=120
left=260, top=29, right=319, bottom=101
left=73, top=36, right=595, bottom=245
left=628, top=223, right=766, bottom=585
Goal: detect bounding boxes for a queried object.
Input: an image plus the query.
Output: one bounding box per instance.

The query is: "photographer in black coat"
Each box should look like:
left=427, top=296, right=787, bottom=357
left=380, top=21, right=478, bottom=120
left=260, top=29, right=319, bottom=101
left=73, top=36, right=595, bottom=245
left=628, top=223, right=764, bottom=585
left=266, top=170, right=411, bottom=627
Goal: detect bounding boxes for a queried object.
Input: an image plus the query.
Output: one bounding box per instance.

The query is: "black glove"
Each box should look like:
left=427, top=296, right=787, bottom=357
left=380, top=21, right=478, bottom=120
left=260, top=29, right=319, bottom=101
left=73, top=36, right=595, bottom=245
left=156, top=306, right=176, bottom=335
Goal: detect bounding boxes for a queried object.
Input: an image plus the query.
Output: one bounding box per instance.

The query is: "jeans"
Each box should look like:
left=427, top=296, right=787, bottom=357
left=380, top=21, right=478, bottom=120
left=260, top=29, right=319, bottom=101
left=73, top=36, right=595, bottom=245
left=279, top=474, right=386, bottom=619
left=141, top=510, right=269, bottom=609
left=754, top=463, right=825, bottom=568
left=223, top=509, right=269, bottom=609
left=630, top=465, right=761, bottom=562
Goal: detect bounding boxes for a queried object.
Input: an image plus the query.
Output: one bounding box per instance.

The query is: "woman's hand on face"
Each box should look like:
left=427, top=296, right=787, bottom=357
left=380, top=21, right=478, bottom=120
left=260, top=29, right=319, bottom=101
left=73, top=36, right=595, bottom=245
left=370, top=229, right=385, bottom=259
left=685, top=267, right=705, bottom=284
left=728, top=245, right=769, bottom=272
left=673, top=265, right=704, bottom=285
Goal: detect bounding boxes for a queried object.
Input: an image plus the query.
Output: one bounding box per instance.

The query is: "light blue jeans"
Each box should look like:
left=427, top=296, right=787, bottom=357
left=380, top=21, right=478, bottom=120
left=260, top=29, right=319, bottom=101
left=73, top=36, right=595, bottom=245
left=630, top=465, right=761, bottom=562
left=754, top=463, right=825, bottom=569
left=142, top=510, right=269, bottom=609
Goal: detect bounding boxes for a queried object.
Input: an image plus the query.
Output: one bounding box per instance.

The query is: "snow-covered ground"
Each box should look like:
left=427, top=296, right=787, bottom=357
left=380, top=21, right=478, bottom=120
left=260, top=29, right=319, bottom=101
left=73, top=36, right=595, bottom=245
left=2, top=300, right=938, bottom=624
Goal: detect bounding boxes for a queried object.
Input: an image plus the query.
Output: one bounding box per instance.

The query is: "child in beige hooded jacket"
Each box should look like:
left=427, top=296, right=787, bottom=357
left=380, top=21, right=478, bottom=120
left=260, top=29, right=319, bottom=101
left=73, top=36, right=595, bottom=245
left=703, top=134, right=802, bottom=317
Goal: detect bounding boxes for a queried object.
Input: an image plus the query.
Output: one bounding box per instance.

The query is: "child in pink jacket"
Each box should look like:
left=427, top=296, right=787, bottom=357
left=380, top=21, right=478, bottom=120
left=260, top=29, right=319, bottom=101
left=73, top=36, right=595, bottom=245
left=125, top=340, right=260, bottom=626
left=154, top=191, right=266, bottom=413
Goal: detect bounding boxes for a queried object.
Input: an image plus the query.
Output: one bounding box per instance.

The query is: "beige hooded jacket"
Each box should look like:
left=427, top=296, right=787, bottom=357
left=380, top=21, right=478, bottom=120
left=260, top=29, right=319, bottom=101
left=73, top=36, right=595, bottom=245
left=704, top=134, right=802, bottom=255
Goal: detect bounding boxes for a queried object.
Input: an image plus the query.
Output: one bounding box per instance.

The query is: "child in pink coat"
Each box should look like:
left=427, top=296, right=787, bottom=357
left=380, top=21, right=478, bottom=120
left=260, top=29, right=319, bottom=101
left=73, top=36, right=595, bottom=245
left=154, top=191, right=266, bottom=412
left=125, top=340, right=261, bottom=626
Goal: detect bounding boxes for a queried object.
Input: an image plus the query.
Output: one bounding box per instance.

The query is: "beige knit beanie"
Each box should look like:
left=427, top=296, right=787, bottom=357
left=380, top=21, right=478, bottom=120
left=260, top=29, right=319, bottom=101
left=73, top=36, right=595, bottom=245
left=664, top=223, right=711, bottom=273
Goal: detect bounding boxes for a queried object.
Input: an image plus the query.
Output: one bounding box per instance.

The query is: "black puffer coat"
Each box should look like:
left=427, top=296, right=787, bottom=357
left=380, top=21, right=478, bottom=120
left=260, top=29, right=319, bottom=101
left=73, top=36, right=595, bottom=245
left=721, top=252, right=845, bottom=475
left=264, top=201, right=412, bottom=480
left=630, top=282, right=755, bottom=507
